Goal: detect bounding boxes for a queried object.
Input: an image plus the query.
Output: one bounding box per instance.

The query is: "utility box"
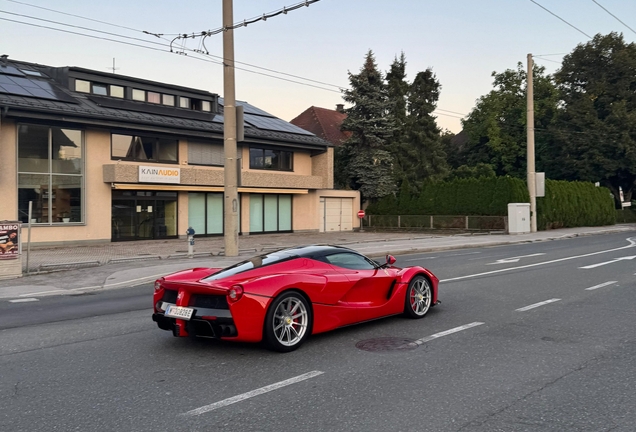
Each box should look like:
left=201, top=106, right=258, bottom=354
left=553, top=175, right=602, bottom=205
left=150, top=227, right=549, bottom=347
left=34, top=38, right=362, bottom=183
left=507, top=203, right=531, bottom=234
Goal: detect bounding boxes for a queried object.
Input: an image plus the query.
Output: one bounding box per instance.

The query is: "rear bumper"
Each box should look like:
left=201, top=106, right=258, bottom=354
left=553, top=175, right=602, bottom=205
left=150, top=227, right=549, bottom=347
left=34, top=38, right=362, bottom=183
left=152, top=313, right=238, bottom=338
left=152, top=293, right=270, bottom=342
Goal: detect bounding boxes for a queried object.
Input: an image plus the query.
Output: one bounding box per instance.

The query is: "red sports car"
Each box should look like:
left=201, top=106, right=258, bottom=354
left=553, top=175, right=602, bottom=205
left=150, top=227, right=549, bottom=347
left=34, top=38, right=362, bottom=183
left=152, top=245, right=440, bottom=352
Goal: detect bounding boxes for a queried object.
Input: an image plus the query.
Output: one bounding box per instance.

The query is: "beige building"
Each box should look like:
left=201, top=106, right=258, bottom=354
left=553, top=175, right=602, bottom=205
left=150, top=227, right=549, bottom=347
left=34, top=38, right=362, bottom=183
left=0, top=58, right=359, bottom=246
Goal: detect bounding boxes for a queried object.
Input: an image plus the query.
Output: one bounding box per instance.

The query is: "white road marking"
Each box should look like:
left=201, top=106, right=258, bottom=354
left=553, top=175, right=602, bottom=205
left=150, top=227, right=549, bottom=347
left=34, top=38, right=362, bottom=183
left=441, top=237, right=636, bottom=283
left=183, top=370, right=324, bottom=416
left=405, top=251, right=482, bottom=262
left=413, top=322, right=484, bottom=345
left=486, top=253, right=545, bottom=265
left=579, top=255, right=636, bottom=269
left=9, top=298, right=39, bottom=303
left=585, top=281, right=617, bottom=291
left=516, top=298, right=561, bottom=312
left=19, top=289, right=67, bottom=297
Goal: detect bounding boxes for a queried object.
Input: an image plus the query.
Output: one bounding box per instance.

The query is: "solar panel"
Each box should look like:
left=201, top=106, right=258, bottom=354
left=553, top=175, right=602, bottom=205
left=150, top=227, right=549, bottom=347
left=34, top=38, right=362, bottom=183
left=218, top=97, right=274, bottom=116
left=0, top=73, right=77, bottom=103
left=0, top=64, right=25, bottom=77
left=244, top=113, right=314, bottom=136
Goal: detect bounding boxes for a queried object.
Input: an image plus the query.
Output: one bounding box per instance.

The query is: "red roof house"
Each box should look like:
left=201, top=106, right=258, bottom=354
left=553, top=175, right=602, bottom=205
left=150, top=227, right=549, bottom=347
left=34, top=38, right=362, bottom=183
left=290, top=104, right=351, bottom=147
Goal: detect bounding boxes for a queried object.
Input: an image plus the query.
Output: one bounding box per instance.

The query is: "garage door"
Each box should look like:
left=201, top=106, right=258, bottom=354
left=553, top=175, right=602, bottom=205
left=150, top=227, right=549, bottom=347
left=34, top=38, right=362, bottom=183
left=320, top=198, right=353, bottom=232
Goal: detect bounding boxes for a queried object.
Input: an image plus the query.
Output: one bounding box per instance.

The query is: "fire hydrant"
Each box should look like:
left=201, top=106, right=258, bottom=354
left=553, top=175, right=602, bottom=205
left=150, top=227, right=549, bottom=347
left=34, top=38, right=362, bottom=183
left=186, top=226, right=195, bottom=258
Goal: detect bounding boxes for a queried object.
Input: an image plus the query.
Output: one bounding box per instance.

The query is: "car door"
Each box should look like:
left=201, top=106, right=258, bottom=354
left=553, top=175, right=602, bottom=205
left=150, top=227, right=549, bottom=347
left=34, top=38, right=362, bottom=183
left=323, top=252, right=398, bottom=320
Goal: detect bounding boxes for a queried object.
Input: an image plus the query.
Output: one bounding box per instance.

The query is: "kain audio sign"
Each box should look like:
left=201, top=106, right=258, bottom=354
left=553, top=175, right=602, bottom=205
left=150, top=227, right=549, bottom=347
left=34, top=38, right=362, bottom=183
left=139, top=166, right=181, bottom=184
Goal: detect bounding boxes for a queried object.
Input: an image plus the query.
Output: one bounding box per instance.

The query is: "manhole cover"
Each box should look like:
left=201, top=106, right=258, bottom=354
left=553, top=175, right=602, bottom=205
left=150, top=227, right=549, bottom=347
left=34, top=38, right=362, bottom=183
left=355, top=337, right=419, bottom=352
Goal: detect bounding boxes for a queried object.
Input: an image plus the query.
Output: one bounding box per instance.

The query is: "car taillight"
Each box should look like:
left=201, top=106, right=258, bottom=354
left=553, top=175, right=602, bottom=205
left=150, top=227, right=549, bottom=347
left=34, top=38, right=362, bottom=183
left=227, top=285, right=244, bottom=303
left=154, top=279, right=162, bottom=291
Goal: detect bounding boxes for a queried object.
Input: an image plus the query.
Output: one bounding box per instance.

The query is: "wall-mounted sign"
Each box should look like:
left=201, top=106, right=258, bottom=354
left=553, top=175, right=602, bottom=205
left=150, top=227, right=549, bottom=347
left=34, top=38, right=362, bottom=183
left=0, top=222, right=20, bottom=260
left=139, top=166, right=181, bottom=184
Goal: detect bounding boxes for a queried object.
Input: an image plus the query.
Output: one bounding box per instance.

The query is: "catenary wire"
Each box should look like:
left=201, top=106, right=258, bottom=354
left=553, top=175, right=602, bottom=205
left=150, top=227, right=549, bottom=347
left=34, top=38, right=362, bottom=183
left=528, top=0, right=593, bottom=39
left=2, top=1, right=345, bottom=90
left=2, top=0, right=176, bottom=35
left=0, top=9, right=169, bottom=47
left=591, top=0, right=636, bottom=36
left=2, top=4, right=464, bottom=116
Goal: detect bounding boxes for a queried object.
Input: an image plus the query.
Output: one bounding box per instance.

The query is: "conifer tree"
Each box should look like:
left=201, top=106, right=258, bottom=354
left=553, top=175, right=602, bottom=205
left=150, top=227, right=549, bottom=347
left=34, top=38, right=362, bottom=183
left=340, top=50, right=396, bottom=202
left=404, top=69, right=449, bottom=185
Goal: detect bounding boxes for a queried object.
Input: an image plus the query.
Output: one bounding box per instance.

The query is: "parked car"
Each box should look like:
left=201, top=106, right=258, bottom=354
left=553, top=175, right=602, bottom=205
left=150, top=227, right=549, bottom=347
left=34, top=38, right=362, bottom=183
left=152, top=245, right=440, bottom=352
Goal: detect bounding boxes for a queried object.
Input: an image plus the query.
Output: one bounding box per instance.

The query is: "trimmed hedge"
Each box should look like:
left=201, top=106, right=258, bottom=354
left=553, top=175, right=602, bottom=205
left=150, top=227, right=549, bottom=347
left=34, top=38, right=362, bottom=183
left=367, top=177, right=616, bottom=229
left=537, top=180, right=615, bottom=229
left=367, top=177, right=528, bottom=216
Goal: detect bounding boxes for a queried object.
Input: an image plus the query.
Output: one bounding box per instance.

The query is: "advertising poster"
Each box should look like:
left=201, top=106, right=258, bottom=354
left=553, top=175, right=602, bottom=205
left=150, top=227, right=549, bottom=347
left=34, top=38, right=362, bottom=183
left=0, top=222, right=20, bottom=260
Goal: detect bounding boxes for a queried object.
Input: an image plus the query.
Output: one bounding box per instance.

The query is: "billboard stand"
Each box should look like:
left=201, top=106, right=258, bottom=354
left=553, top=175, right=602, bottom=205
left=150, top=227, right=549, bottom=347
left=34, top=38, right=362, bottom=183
left=0, top=221, right=23, bottom=279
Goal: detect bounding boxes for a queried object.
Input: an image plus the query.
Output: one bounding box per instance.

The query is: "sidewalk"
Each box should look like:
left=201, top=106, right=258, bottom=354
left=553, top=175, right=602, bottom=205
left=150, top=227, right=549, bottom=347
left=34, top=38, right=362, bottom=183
left=1, top=224, right=635, bottom=300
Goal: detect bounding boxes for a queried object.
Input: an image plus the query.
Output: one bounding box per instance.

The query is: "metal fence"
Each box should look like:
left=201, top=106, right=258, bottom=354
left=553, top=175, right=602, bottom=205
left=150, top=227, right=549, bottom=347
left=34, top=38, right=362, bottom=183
left=362, top=214, right=508, bottom=232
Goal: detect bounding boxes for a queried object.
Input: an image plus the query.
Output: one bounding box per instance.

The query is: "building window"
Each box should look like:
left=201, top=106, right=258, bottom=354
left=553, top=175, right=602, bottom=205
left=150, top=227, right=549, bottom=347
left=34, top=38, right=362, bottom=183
left=249, top=147, right=293, bottom=171
left=188, top=141, right=224, bottom=166
left=75, top=79, right=90, bottom=93
left=162, top=94, right=175, bottom=106
left=132, top=89, right=145, bottom=101
left=110, top=85, right=125, bottom=98
left=179, top=97, right=190, bottom=109
left=249, top=194, right=292, bottom=233
left=147, top=91, right=161, bottom=104
left=92, top=83, right=108, bottom=96
left=188, top=192, right=230, bottom=236
left=201, top=100, right=211, bottom=112
left=111, top=133, right=178, bottom=163
left=17, top=124, right=84, bottom=224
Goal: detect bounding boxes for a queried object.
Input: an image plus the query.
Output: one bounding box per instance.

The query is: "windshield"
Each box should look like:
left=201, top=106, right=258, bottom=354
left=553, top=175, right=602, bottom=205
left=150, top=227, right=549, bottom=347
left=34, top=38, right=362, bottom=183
left=201, top=252, right=297, bottom=282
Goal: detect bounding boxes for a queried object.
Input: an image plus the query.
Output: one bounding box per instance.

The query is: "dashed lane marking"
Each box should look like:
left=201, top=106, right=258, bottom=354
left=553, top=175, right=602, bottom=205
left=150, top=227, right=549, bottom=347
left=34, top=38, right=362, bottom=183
left=585, top=281, right=617, bottom=291
left=19, top=289, right=67, bottom=297
left=516, top=298, right=561, bottom=312
left=413, top=322, right=485, bottom=345
left=9, top=298, right=39, bottom=303
left=183, top=370, right=324, bottom=416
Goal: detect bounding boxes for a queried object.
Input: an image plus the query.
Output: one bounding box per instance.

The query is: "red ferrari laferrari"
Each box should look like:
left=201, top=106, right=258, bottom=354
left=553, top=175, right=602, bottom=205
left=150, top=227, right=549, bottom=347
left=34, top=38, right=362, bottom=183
left=152, top=245, right=440, bottom=352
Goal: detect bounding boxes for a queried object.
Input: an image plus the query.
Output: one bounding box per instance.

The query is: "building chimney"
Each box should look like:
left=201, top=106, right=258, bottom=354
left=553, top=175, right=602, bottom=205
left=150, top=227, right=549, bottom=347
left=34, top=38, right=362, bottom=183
left=336, top=103, right=344, bottom=113
left=1, top=54, right=8, bottom=66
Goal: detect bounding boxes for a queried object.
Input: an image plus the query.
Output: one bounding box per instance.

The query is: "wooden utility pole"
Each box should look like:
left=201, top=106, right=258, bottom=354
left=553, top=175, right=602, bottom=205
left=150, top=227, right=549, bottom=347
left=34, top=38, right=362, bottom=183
left=223, top=0, right=239, bottom=256
left=527, top=53, right=537, bottom=233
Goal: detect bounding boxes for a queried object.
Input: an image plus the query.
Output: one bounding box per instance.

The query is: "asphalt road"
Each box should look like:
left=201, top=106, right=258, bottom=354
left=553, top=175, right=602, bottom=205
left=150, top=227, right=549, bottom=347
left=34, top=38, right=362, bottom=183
left=1, top=232, right=634, bottom=431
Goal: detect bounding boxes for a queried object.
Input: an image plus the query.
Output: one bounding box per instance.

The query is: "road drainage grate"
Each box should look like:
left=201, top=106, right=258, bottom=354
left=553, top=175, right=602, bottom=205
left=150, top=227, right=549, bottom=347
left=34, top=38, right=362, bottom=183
left=355, top=337, right=419, bottom=353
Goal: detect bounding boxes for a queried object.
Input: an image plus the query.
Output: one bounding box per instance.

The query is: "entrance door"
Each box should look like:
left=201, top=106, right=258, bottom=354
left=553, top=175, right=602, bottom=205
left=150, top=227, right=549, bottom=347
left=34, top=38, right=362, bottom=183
left=111, top=191, right=177, bottom=241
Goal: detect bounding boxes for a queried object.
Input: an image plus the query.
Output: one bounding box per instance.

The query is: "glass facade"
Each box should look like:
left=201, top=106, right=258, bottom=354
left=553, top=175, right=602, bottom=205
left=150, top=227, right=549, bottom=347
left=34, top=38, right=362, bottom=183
left=249, top=194, right=292, bottom=233
left=17, top=124, right=83, bottom=224
left=188, top=192, right=232, bottom=236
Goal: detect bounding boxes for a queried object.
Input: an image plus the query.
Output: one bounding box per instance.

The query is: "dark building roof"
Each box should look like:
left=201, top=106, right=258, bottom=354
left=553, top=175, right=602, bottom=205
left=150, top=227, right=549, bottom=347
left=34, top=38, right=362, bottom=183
left=290, top=105, right=350, bottom=147
left=0, top=58, right=329, bottom=152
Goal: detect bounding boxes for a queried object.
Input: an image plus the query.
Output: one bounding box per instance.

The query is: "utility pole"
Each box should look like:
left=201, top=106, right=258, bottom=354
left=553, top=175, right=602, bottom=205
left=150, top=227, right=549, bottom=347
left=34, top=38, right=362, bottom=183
left=527, top=53, right=537, bottom=233
left=223, top=0, right=239, bottom=256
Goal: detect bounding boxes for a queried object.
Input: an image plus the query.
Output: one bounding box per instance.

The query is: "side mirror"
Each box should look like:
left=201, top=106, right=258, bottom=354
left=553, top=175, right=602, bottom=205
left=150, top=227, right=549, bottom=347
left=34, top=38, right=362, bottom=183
left=385, top=255, right=396, bottom=266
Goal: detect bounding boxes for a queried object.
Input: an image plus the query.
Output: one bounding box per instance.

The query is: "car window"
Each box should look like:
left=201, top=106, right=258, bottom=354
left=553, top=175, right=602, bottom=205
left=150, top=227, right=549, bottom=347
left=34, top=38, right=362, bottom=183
left=201, top=253, right=296, bottom=281
left=323, top=252, right=377, bottom=270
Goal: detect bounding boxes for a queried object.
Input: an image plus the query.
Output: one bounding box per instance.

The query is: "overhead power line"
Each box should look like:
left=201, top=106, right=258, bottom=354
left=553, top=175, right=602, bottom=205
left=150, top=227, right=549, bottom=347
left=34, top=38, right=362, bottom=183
left=2, top=0, right=464, bottom=117
left=529, top=0, right=593, bottom=39
left=591, top=0, right=636, bottom=36
left=167, top=0, right=321, bottom=59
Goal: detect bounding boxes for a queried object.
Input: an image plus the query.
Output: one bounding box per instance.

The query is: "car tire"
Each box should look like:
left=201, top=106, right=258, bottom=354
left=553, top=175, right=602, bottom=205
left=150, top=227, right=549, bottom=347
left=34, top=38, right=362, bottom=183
left=264, top=291, right=312, bottom=352
left=403, top=275, right=432, bottom=319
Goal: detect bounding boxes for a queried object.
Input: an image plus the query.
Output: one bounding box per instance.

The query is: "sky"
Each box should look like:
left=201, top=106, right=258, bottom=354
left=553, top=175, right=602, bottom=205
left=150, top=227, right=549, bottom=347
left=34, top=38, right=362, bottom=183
left=1, top=0, right=636, bottom=133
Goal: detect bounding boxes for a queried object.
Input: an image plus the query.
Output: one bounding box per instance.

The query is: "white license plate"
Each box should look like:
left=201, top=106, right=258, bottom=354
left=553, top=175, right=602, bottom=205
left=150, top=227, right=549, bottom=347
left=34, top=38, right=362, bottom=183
left=164, top=305, right=194, bottom=320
